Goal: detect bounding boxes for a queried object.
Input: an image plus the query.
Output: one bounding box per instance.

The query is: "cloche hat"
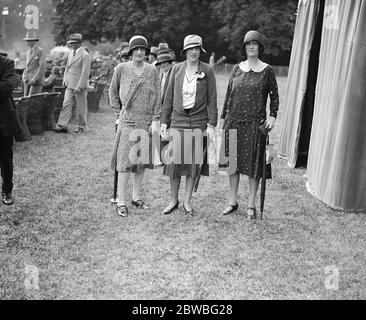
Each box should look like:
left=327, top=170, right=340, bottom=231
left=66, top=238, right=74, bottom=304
left=180, top=34, right=206, bottom=56
left=128, top=35, right=150, bottom=56
left=241, top=30, right=265, bottom=57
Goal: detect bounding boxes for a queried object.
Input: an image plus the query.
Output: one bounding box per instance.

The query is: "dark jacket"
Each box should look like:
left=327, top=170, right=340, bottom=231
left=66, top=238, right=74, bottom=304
left=0, top=56, right=18, bottom=137
left=160, top=60, right=218, bottom=130
left=160, top=66, right=173, bottom=105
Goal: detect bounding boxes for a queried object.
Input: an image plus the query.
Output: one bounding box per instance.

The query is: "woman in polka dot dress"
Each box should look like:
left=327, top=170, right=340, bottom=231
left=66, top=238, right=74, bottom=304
left=220, top=30, right=279, bottom=219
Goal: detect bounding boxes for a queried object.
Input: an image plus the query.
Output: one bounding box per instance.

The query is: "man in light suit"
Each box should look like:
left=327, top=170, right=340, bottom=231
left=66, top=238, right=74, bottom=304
left=22, top=31, right=46, bottom=96
left=54, top=33, right=91, bottom=134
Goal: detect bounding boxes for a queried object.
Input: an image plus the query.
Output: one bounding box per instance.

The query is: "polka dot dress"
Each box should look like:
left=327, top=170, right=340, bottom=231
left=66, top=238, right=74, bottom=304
left=220, top=64, right=279, bottom=179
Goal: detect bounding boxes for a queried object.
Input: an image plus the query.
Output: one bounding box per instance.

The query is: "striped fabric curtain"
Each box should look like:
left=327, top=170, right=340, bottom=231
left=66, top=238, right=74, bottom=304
left=307, top=0, right=366, bottom=212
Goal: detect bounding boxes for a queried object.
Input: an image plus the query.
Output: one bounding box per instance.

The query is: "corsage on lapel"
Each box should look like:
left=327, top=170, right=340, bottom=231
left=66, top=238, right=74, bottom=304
left=195, top=71, right=206, bottom=81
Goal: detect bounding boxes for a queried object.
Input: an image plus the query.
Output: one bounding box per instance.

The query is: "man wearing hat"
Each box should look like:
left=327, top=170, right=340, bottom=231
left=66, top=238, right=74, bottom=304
left=149, top=46, right=158, bottom=65
left=118, top=44, right=130, bottom=63
left=43, top=66, right=62, bottom=90
left=22, top=31, right=46, bottom=96
left=154, top=48, right=174, bottom=166
left=0, top=34, right=18, bottom=205
left=116, top=42, right=129, bottom=63
left=156, top=49, right=174, bottom=105
left=54, top=33, right=91, bottom=134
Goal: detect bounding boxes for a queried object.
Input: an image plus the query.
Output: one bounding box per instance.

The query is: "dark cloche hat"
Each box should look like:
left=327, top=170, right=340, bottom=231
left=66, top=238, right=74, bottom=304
left=241, top=30, right=265, bottom=57
left=128, top=35, right=150, bottom=56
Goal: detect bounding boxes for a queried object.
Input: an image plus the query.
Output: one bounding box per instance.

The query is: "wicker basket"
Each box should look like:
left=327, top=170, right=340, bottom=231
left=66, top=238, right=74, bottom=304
left=14, top=97, right=32, bottom=142
left=42, top=87, right=54, bottom=94
left=27, top=94, right=45, bottom=135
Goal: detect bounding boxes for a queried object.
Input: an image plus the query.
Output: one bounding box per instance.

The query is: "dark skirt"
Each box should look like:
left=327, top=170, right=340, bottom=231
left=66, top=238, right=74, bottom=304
left=220, top=119, right=272, bottom=179
left=163, top=129, right=209, bottom=178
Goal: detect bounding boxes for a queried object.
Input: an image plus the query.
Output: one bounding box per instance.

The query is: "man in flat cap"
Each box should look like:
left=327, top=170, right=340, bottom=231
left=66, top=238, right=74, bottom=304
left=54, top=33, right=91, bottom=134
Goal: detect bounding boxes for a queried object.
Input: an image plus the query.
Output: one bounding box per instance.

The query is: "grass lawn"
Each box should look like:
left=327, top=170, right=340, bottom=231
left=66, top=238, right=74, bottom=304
left=0, top=73, right=365, bottom=300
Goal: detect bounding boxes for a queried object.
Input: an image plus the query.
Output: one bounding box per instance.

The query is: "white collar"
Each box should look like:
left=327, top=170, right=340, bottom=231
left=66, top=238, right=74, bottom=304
left=239, top=60, right=268, bottom=73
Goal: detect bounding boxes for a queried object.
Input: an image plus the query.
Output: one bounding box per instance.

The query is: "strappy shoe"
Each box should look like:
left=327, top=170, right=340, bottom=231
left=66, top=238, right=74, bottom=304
left=183, top=204, right=195, bottom=217
left=247, top=207, right=257, bottom=220
left=222, top=203, right=239, bottom=216
left=131, top=199, right=149, bottom=209
left=162, top=202, right=180, bottom=215
left=117, top=205, right=129, bottom=217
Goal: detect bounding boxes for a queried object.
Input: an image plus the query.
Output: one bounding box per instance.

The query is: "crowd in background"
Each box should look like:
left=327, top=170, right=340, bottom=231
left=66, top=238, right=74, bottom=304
left=3, top=36, right=178, bottom=95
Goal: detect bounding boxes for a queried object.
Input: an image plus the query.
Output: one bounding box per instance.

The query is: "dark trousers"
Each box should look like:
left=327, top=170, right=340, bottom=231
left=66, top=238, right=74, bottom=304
left=0, top=130, right=14, bottom=194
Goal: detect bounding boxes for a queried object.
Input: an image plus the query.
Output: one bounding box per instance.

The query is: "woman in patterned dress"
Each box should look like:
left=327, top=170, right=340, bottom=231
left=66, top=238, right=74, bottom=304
left=220, top=30, right=279, bottom=219
left=110, top=35, right=160, bottom=217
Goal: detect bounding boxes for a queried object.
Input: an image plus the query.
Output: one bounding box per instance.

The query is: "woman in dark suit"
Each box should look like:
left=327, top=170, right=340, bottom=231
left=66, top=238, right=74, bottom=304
left=0, top=52, right=18, bottom=205
left=220, top=30, right=279, bottom=219
left=160, top=35, right=218, bottom=216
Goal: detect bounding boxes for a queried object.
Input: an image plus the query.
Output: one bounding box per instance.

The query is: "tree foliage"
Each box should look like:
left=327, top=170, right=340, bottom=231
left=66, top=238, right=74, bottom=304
left=51, top=0, right=298, bottom=64
left=211, top=0, right=297, bottom=63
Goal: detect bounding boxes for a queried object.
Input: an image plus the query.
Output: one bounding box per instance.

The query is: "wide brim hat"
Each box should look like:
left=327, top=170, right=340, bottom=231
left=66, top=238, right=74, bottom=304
left=24, top=31, right=39, bottom=41
left=128, top=35, right=150, bottom=56
left=180, top=34, right=207, bottom=56
left=155, top=50, right=174, bottom=66
left=67, top=33, right=83, bottom=44
left=241, top=30, right=265, bottom=57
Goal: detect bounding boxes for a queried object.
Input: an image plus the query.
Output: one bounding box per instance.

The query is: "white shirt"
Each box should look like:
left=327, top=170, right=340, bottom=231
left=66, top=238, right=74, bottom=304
left=182, top=72, right=197, bottom=110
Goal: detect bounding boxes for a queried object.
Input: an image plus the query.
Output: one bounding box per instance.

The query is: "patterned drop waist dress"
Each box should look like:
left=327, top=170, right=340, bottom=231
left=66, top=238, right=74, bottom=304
left=220, top=64, right=279, bottom=179
left=109, top=62, right=161, bottom=173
